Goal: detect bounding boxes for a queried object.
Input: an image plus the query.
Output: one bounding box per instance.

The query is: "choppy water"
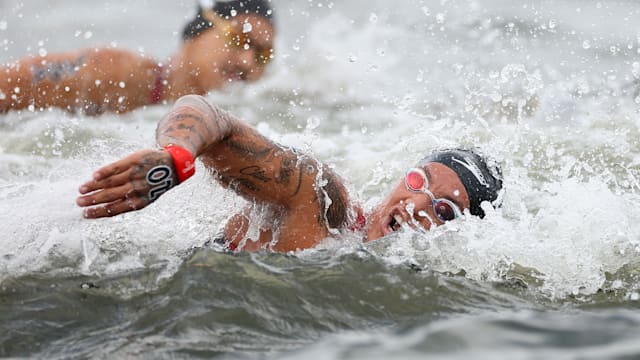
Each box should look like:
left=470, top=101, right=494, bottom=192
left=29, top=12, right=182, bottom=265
left=2, top=0, right=640, bottom=359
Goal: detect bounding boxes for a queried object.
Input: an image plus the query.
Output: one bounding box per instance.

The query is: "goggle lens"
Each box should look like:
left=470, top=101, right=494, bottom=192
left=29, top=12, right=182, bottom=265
left=405, top=169, right=426, bottom=192
left=433, top=200, right=457, bottom=221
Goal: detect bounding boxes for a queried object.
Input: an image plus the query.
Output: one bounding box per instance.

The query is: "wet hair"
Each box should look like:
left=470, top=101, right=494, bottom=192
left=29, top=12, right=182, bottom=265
left=182, top=0, right=274, bottom=41
left=419, top=148, right=503, bottom=218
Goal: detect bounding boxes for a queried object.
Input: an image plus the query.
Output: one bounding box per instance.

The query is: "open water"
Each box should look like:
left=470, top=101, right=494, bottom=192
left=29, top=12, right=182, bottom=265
left=1, top=0, right=640, bottom=359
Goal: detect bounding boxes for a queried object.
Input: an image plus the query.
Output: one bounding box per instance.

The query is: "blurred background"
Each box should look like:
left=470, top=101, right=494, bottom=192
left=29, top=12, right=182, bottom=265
left=2, top=1, right=640, bottom=359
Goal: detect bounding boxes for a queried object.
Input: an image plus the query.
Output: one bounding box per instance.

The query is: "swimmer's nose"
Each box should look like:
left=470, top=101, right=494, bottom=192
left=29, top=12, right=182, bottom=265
left=401, top=193, right=437, bottom=226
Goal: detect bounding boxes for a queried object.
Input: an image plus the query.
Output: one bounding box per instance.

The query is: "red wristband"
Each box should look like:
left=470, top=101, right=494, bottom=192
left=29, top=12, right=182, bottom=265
left=163, top=144, right=195, bottom=183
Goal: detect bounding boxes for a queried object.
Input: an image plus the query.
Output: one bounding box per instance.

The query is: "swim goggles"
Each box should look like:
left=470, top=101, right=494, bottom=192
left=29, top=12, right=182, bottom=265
left=202, top=8, right=274, bottom=65
left=405, top=167, right=463, bottom=222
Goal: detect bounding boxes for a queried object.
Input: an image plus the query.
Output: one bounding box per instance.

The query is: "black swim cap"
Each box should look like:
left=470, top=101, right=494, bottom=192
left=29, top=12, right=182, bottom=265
left=419, top=148, right=503, bottom=218
left=214, top=0, right=274, bottom=20
left=182, top=0, right=274, bottom=41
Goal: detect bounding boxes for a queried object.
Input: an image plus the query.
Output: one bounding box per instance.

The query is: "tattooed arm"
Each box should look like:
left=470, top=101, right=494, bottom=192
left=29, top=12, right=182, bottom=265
left=77, top=95, right=353, bottom=248
left=1, top=48, right=159, bottom=115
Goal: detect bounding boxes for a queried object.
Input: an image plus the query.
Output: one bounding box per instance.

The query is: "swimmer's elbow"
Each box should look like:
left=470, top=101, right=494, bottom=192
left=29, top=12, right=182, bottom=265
left=172, top=94, right=235, bottom=135
left=174, top=94, right=213, bottom=110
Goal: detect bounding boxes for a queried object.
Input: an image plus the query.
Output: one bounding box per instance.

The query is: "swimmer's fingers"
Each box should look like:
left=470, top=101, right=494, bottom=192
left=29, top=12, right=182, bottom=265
left=90, top=150, right=152, bottom=181
left=82, top=197, right=148, bottom=219
left=78, top=152, right=143, bottom=195
left=77, top=179, right=146, bottom=207
left=78, top=169, right=131, bottom=195
left=77, top=149, right=177, bottom=218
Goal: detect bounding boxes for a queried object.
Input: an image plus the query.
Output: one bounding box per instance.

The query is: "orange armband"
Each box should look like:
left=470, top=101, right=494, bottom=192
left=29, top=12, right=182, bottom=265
left=163, top=144, right=195, bottom=183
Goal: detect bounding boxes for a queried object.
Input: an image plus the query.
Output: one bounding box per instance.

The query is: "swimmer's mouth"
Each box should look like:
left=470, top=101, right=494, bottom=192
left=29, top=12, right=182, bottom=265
left=384, top=214, right=405, bottom=235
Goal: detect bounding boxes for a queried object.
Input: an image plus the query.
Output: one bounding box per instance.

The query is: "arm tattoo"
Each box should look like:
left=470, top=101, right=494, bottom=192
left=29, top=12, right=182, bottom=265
left=227, top=139, right=272, bottom=159
left=275, top=154, right=301, bottom=198
left=217, top=173, right=260, bottom=194
left=31, top=57, right=85, bottom=84
left=316, top=165, right=349, bottom=230
left=240, top=166, right=272, bottom=183
left=173, top=113, right=204, bottom=124
left=275, top=155, right=294, bottom=185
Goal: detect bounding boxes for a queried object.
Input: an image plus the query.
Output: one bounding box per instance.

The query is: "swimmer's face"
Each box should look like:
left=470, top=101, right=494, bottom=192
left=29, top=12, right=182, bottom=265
left=185, top=14, right=275, bottom=89
left=365, top=162, right=470, bottom=241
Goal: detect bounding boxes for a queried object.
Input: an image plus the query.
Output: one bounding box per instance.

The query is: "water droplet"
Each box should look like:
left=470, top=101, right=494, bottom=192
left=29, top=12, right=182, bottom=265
left=582, top=40, right=591, bottom=49
left=84, top=31, right=93, bottom=39
left=95, top=79, right=102, bottom=86
left=633, top=62, right=640, bottom=79
left=13, top=87, right=20, bottom=94
left=548, top=19, right=556, bottom=29
left=64, top=86, right=70, bottom=92
left=230, top=9, right=237, bottom=17
left=38, top=48, right=47, bottom=57
left=118, top=82, right=125, bottom=88
left=0, top=21, right=7, bottom=31
left=369, top=13, right=378, bottom=23
left=242, top=22, right=252, bottom=33
left=306, top=116, right=320, bottom=130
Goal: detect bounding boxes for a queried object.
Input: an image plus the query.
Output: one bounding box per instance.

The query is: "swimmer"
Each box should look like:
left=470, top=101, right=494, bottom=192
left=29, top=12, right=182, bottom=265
left=0, top=0, right=275, bottom=115
left=76, top=95, right=503, bottom=252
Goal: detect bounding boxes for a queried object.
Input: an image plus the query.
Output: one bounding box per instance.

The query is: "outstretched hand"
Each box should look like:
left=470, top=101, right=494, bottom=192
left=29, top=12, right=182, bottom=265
left=76, top=149, right=178, bottom=218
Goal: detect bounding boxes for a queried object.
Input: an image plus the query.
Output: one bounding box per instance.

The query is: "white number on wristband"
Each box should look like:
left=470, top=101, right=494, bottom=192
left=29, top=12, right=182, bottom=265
left=146, top=165, right=174, bottom=201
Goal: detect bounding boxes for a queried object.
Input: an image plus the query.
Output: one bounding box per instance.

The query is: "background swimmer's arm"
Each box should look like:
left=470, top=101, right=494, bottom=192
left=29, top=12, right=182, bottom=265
left=1, top=49, right=159, bottom=115
left=1, top=52, right=91, bottom=113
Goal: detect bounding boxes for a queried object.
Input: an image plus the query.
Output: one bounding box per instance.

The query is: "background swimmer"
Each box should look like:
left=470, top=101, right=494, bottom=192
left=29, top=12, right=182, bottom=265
left=0, top=0, right=275, bottom=115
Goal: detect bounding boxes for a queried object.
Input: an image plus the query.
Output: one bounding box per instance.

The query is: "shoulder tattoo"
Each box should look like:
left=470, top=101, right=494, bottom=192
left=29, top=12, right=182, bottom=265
left=31, top=56, right=85, bottom=84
